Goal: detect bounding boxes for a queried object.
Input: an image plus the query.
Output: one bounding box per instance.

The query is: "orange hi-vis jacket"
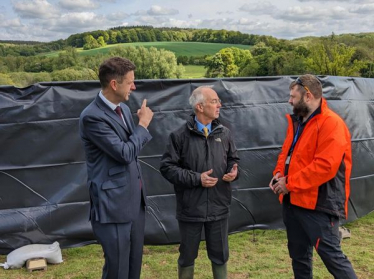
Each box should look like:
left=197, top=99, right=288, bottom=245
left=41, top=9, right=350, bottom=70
left=273, top=98, right=352, bottom=218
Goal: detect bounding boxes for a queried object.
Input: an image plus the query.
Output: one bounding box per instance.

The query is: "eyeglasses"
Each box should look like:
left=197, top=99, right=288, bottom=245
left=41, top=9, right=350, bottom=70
left=200, top=99, right=222, bottom=106
left=209, top=99, right=221, bottom=105
left=295, top=77, right=311, bottom=93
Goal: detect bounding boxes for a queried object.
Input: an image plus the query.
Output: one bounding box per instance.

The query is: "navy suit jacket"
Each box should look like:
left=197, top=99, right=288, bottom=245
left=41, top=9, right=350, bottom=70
left=79, top=94, right=152, bottom=223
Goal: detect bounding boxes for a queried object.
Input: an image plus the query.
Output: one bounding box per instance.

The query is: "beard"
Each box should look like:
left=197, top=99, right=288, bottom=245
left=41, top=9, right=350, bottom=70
left=293, top=97, right=310, bottom=118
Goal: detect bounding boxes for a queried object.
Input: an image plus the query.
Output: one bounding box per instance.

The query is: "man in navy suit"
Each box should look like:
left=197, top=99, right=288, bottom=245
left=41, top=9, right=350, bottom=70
left=79, top=57, right=153, bottom=279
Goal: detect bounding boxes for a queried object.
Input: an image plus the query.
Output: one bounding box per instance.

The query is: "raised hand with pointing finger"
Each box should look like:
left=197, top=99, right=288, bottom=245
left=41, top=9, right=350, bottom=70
left=137, top=99, right=154, bottom=129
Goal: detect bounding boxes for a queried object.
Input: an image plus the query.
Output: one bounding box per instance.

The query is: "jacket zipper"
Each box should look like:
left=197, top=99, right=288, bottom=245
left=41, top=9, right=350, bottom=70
left=286, top=116, right=317, bottom=170
left=188, top=124, right=224, bottom=219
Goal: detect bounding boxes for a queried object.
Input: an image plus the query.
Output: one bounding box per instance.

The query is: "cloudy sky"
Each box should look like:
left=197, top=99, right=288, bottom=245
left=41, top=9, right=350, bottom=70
left=1, top=0, right=374, bottom=42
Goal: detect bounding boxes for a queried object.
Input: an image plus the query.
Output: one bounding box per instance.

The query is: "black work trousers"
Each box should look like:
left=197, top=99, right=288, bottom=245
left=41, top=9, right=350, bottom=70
left=178, top=218, right=229, bottom=267
left=283, top=202, right=357, bottom=279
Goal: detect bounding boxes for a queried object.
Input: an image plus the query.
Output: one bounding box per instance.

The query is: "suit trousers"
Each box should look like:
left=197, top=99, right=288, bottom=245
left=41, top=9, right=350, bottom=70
left=283, top=201, right=357, bottom=279
left=91, top=204, right=146, bottom=279
left=178, top=218, right=229, bottom=267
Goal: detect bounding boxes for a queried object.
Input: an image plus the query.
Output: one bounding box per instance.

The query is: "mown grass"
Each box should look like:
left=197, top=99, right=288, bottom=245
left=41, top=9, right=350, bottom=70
left=181, top=65, right=206, bottom=79
left=42, top=42, right=251, bottom=58
left=1, top=211, right=373, bottom=278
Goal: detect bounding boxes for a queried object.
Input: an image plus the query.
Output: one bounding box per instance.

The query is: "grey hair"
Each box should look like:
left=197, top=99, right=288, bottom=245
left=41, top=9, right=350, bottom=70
left=189, top=85, right=214, bottom=111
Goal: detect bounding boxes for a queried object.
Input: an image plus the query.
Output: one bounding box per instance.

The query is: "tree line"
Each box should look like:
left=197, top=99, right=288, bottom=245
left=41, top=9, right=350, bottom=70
left=0, top=46, right=184, bottom=87
left=204, top=35, right=371, bottom=78
left=0, top=27, right=373, bottom=87
left=0, top=26, right=286, bottom=56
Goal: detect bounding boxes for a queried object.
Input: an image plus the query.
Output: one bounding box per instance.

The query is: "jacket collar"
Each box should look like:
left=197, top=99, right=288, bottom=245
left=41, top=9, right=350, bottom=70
left=290, top=97, right=327, bottom=123
left=186, top=114, right=221, bottom=132
left=95, top=94, right=130, bottom=133
left=320, top=98, right=329, bottom=114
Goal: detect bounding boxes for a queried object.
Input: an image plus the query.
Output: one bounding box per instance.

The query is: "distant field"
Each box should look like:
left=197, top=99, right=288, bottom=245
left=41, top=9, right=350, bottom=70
left=43, top=42, right=251, bottom=57
left=181, top=65, right=206, bottom=79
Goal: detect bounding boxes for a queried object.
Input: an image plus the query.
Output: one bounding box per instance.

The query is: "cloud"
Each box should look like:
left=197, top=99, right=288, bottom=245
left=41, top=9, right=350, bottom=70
left=105, top=12, right=130, bottom=24
left=236, top=18, right=266, bottom=27
left=235, top=19, right=273, bottom=34
left=131, top=15, right=196, bottom=29
left=217, top=10, right=234, bottom=15
left=274, top=6, right=351, bottom=22
left=164, top=18, right=194, bottom=28
left=3, top=0, right=374, bottom=42
left=275, top=6, right=324, bottom=22
left=132, top=10, right=147, bottom=16
left=147, top=5, right=178, bottom=16
left=297, top=0, right=374, bottom=1
left=12, top=0, right=59, bottom=19
left=297, top=0, right=350, bottom=2
left=44, top=12, right=107, bottom=33
left=0, top=18, right=24, bottom=28
left=132, top=16, right=236, bottom=30
left=195, top=18, right=236, bottom=29
left=239, top=2, right=277, bottom=15
left=329, top=6, right=352, bottom=19
left=0, top=5, right=6, bottom=14
left=239, top=20, right=322, bottom=39
left=133, top=15, right=166, bottom=25
left=272, top=24, right=321, bottom=38
left=298, top=0, right=374, bottom=2
left=58, top=0, right=99, bottom=10
left=359, top=18, right=374, bottom=29
left=349, top=3, right=374, bottom=13
left=0, top=18, right=64, bottom=41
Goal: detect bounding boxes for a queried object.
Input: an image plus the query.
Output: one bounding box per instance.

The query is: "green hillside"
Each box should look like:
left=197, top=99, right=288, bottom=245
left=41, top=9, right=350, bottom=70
left=43, top=42, right=251, bottom=57
left=2, top=27, right=374, bottom=87
left=182, top=65, right=206, bottom=79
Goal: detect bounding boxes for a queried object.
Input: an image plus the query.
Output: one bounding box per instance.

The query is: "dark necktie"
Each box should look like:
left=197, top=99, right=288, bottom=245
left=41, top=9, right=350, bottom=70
left=114, top=106, right=128, bottom=129
left=114, top=106, right=122, bottom=118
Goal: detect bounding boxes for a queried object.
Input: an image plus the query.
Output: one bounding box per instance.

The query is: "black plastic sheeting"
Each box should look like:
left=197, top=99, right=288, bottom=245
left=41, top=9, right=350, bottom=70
left=0, top=76, right=373, bottom=254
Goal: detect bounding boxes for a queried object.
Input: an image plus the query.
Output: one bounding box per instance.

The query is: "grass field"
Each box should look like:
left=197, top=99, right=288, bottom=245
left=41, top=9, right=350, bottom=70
left=43, top=42, right=251, bottom=58
left=181, top=65, right=206, bottom=79
left=0, top=211, right=373, bottom=278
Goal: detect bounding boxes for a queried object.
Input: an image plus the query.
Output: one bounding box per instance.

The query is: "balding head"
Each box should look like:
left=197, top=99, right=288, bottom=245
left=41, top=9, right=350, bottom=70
left=190, top=86, right=222, bottom=125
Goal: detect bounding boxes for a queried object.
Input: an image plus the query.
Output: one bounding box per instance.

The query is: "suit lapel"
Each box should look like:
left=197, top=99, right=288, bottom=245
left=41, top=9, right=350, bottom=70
left=120, top=104, right=133, bottom=134
left=119, top=105, right=131, bottom=134
left=95, top=95, right=130, bottom=134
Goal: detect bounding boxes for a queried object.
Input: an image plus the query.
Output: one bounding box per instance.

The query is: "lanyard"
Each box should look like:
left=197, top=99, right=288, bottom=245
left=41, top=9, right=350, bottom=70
left=289, top=110, right=318, bottom=156
left=286, top=121, right=302, bottom=166
left=289, top=122, right=301, bottom=154
left=285, top=109, right=318, bottom=171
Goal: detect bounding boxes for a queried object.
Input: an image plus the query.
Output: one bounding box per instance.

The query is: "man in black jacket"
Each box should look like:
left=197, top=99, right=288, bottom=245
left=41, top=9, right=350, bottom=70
left=160, top=86, right=239, bottom=279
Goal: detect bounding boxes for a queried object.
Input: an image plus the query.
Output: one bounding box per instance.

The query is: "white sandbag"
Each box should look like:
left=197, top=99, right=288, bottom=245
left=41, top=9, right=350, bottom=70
left=0, top=241, right=63, bottom=269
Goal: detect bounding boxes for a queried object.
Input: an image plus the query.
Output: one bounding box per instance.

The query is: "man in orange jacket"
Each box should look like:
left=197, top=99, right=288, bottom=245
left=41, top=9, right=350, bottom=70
left=270, top=74, right=357, bottom=278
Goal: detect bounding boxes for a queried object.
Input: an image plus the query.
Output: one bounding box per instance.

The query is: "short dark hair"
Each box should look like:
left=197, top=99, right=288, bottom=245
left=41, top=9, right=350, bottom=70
left=99, top=57, right=136, bottom=89
left=289, top=74, right=322, bottom=99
